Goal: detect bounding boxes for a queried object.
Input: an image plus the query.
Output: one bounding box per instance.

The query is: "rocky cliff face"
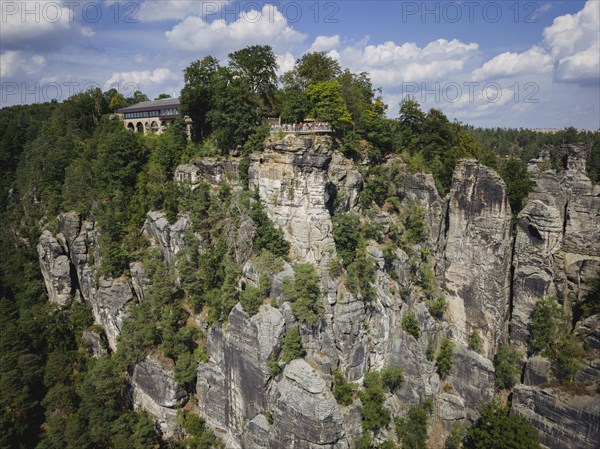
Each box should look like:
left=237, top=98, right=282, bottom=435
left=512, top=384, right=600, bottom=449
left=38, top=211, right=134, bottom=350
left=131, top=354, right=188, bottom=438
left=37, top=138, right=599, bottom=449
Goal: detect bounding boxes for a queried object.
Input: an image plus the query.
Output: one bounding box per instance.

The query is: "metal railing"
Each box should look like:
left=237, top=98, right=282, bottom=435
left=270, top=123, right=332, bottom=134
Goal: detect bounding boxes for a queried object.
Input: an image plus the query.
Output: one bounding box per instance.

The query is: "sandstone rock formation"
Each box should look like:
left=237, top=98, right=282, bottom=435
left=512, top=384, right=600, bottom=449
left=438, top=160, right=512, bottom=358
left=131, top=354, right=187, bottom=438
left=37, top=137, right=599, bottom=449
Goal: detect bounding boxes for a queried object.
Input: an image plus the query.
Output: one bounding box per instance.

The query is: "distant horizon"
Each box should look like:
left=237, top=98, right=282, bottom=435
left=2, top=1, right=598, bottom=129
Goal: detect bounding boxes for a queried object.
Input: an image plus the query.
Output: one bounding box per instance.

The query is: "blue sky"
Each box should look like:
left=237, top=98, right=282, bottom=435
left=1, top=0, right=599, bottom=129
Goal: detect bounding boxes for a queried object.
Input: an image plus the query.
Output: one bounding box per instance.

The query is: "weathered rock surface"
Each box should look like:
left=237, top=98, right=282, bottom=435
left=510, top=200, right=564, bottom=352
left=249, top=135, right=336, bottom=268
left=523, top=355, right=552, bottom=386
left=175, top=158, right=240, bottom=188
left=37, top=212, right=136, bottom=351
left=400, top=171, right=444, bottom=243
left=131, top=354, right=187, bottom=438
left=38, top=230, right=74, bottom=306
left=511, top=384, right=600, bottom=449
left=90, top=276, right=134, bottom=351
left=196, top=304, right=285, bottom=446
left=269, top=359, right=346, bottom=449
left=82, top=329, right=108, bottom=358
left=438, top=160, right=512, bottom=357
left=143, top=211, right=192, bottom=264
left=446, top=345, right=495, bottom=418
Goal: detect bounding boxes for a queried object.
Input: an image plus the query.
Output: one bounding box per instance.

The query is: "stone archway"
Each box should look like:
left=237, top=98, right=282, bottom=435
left=150, top=121, right=159, bottom=133
left=136, top=122, right=144, bottom=133
left=127, top=122, right=135, bottom=132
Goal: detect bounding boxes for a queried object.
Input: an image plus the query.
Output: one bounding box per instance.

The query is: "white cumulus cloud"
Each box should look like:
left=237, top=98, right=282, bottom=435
left=104, top=68, right=180, bottom=93
left=276, top=52, right=296, bottom=77
left=0, top=51, right=46, bottom=78
left=0, top=0, right=93, bottom=51
left=165, top=4, right=306, bottom=55
left=543, top=0, right=599, bottom=59
left=471, top=46, right=554, bottom=81
left=336, top=39, right=479, bottom=87
left=308, top=35, right=341, bottom=53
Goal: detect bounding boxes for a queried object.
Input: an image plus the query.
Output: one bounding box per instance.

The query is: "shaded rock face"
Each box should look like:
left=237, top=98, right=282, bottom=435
left=523, top=355, right=552, bottom=386
left=131, top=354, right=187, bottom=439
left=269, top=360, right=346, bottom=449
left=511, top=385, right=600, bottom=449
left=196, top=304, right=285, bottom=446
left=510, top=200, right=564, bottom=352
left=438, top=160, right=512, bottom=358
left=91, top=277, right=134, bottom=351
left=174, top=158, right=239, bottom=188
left=143, top=211, right=192, bottom=264
left=37, top=212, right=134, bottom=351
left=38, top=230, right=74, bottom=306
left=511, top=146, right=600, bottom=352
left=82, top=329, right=108, bottom=358
left=400, top=172, right=444, bottom=244
left=446, top=345, right=495, bottom=419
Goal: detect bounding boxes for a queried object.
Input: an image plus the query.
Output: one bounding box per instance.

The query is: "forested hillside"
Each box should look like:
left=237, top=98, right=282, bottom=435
left=1, top=46, right=599, bottom=449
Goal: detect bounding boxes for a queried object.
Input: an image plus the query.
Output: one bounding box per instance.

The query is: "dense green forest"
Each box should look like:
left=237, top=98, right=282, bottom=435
left=1, top=45, right=598, bottom=448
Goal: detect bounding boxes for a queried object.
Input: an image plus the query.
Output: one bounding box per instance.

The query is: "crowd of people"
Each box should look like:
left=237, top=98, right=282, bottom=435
left=270, top=122, right=332, bottom=133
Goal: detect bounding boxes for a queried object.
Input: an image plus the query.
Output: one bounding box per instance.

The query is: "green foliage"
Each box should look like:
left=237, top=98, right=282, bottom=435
left=445, top=422, right=467, bottom=449
left=418, top=260, right=437, bottom=299
left=250, top=199, right=290, bottom=258
left=402, top=203, right=427, bottom=245
left=529, top=297, right=566, bottom=355
left=332, top=369, right=355, bottom=406
left=110, top=412, right=160, bottom=449
left=463, top=401, right=540, bottom=449
left=181, top=55, right=220, bottom=141
left=280, top=88, right=311, bottom=123
left=498, top=158, right=535, bottom=217
left=379, top=441, right=400, bottom=449
left=468, top=330, right=483, bottom=353
left=207, top=66, right=264, bottom=151
left=355, top=432, right=375, bottom=449
left=398, top=99, right=481, bottom=195
left=306, top=80, right=353, bottom=133
left=427, top=296, right=446, bottom=319
left=332, top=212, right=360, bottom=266
left=346, top=246, right=376, bottom=302
left=283, top=264, right=323, bottom=326
left=395, top=403, right=430, bottom=449
left=240, top=286, right=265, bottom=316
left=426, top=340, right=435, bottom=362
left=359, top=164, right=405, bottom=207
left=281, top=51, right=341, bottom=93
left=360, top=371, right=390, bottom=431
left=329, top=256, right=343, bottom=278
left=554, top=333, right=584, bottom=384
left=436, top=338, right=455, bottom=379
left=402, top=312, right=420, bottom=340
left=228, top=45, right=278, bottom=103
left=494, top=345, right=520, bottom=390
left=268, top=357, right=282, bottom=377
left=176, top=412, right=224, bottom=449
left=381, top=365, right=404, bottom=393
left=281, top=327, right=305, bottom=363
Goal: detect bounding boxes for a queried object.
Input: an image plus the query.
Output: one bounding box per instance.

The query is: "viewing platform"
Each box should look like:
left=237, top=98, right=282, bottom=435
left=270, top=122, right=332, bottom=134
